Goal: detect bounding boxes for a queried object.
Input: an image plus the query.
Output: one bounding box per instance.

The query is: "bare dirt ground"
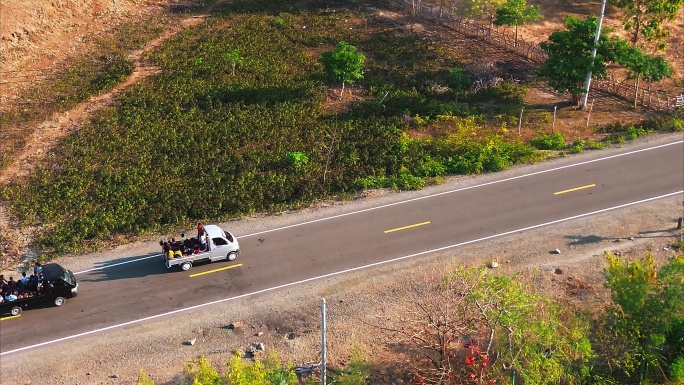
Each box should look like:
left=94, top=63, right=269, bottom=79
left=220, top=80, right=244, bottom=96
left=0, top=0, right=683, bottom=383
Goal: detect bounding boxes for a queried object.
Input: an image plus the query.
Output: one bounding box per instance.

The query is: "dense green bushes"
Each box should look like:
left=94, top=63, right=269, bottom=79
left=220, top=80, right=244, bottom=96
left=55, top=53, right=135, bottom=106
left=598, top=253, right=684, bottom=384
left=529, top=132, right=567, bottom=150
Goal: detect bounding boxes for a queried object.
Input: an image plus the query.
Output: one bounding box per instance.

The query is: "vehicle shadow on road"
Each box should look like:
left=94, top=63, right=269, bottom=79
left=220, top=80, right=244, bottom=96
left=75, top=252, right=170, bottom=282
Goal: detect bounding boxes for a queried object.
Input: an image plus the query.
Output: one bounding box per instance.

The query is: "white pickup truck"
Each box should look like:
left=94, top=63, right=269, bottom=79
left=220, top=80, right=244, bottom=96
left=162, top=224, right=240, bottom=271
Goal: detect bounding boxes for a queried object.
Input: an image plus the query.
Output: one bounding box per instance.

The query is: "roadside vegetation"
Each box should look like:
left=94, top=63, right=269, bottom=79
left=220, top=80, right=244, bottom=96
left=2, top=1, right=681, bottom=253
left=134, top=253, right=684, bottom=384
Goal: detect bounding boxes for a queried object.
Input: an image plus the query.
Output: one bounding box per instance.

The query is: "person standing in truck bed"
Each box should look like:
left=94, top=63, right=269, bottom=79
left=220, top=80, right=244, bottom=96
left=8, top=277, right=17, bottom=294
left=34, top=262, right=43, bottom=277
left=1, top=278, right=9, bottom=297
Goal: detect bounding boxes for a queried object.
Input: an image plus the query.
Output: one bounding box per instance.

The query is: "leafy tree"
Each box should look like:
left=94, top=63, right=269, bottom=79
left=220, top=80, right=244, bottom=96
left=455, top=0, right=507, bottom=29
left=379, top=266, right=594, bottom=384
left=538, top=16, right=623, bottom=106
left=320, top=41, right=365, bottom=99
left=599, top=253, right=684, bottom=384
left=471, top=269, right=594, bottom=385
left=617, top=43, right=672, bottom=107
left=610, top=0, right=684, bottom=49
left=493, top=0, right=543, bottom=46
left=448, top=67, right=471, bottom=102
left=223, top=49, right=243, bottom=76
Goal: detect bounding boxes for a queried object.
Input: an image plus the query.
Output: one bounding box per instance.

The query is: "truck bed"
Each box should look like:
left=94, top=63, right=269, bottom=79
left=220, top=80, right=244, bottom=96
left=164, top=251, right=213, bottom=268
left=1, top=295, right=42, bottom=310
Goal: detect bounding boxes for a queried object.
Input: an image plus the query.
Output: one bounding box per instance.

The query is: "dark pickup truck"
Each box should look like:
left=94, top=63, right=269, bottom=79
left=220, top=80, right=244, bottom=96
left=0, top=263, right=78, bottom=317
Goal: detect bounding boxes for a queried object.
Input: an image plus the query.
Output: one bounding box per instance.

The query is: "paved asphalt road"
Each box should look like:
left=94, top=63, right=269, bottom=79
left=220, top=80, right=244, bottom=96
left=1, top=140, right=683, bottom=355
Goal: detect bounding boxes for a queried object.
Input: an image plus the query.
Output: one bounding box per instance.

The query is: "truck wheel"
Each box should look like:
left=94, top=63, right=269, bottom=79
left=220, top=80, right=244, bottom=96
left=54, top=297, right=66, bottom=307
left=227, top=251, right=238, bottom=261
left=180, top=262, right=192, bottom=271
left=10, top=306, right=22, bottom=316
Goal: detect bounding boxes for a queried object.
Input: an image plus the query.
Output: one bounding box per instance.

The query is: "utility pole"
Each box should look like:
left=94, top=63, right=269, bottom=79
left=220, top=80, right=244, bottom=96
left=293, top=300, right=328, bottom=385
left=321, top=298, right=327, bottom=385
left=581, top=0, right=607, bottom=109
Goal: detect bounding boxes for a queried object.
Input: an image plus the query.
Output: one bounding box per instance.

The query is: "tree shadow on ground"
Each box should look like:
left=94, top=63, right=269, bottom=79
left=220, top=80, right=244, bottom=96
left=564, top=235, right=618, bottom=246
left=565, top=228, right=680, bottom=247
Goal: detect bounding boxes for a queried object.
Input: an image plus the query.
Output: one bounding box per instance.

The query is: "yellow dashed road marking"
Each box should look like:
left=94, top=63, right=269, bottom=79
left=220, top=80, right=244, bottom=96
left=554, top=184, right=596, bottom=195
left=384, top=221, right=431, bottom=234
left=190, top=263, right=243, bottom=278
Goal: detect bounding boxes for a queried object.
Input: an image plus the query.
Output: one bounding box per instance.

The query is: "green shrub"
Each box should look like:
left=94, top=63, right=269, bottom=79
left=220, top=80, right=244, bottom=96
left=529, top=133, right=566, bottom=150
left=413, top=158, right=447, bottom=178
left=600, top=253, right=684, bottom=383
left=672, top=357, right=684, bottom=383
left=574, top=365, right=618, bottom=385
left=587, top=140, right=607, bottom=150
left=137, top=370, right=155, bottom=385
left=673, top=240, right=684, bottom=251
left=595, top=121, right=625, bottom=134
left=672, top=118, right=684, bottom=132
left=184, top=357, right=223, bottom=384
left=329, top=346, right=372, bottom=385
left=91, top=54, right=135, bottom=95
left=354, top=175, right=382, bottom=190
left=176, top=350, right=367, bottom=385
left=286, top=152, right=309, bottom=170
left=570, top=144, right=583, bottom=154
left=625, top=125, right=649, bottom=140
left=569, top=138, right=584, bottom=154
left=353, top=172, right=425, bottom=191
left=482, top=151, right=510, bottom=172
left=396, top=171, right=425, bottom=190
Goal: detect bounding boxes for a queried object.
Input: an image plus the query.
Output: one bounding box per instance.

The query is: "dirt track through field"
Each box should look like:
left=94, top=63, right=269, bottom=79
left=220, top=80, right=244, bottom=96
left=0, top=15, right=208, bottom=185
left=0, top=13, right=212, bottom=270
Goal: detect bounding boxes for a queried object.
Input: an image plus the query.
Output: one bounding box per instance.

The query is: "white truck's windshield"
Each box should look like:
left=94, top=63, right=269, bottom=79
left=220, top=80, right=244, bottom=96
left=223, top=228, right=234, bottom=243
